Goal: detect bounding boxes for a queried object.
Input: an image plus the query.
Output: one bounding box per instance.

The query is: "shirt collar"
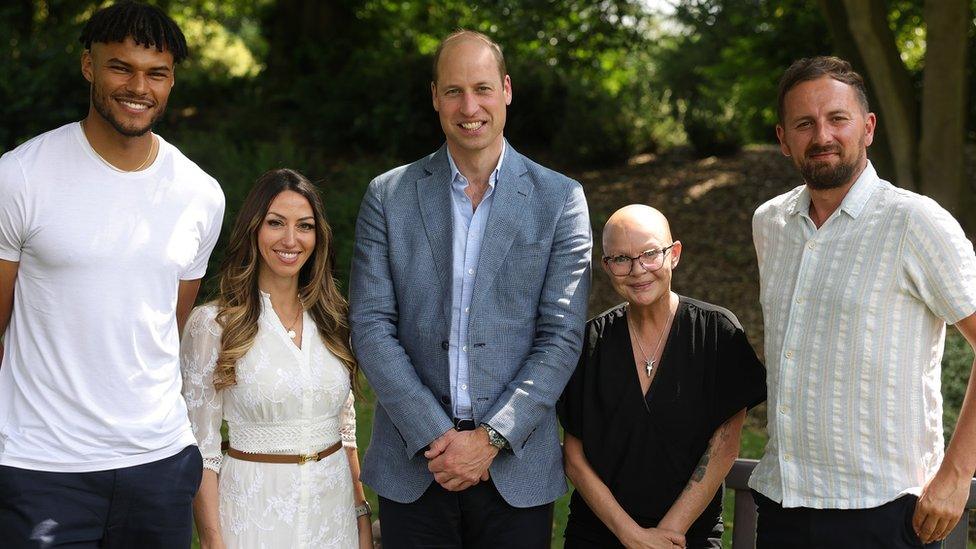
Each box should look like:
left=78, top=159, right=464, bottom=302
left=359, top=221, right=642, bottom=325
left=446, top=141, right=506, bottom=189
left=788, top=161, right=880, bottom=220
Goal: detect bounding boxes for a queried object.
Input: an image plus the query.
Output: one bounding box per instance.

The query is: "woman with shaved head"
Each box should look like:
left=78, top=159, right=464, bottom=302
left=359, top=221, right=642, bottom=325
left=558, top=205, right=766, bottom=548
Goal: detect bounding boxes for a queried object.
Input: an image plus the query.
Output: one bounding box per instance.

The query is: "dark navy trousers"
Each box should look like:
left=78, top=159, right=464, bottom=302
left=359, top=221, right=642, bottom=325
left=753, top=489, right=943, bottom=549
left=0, top=445, right=202, bottom=548
left=379, top=478, right=553, bottom=549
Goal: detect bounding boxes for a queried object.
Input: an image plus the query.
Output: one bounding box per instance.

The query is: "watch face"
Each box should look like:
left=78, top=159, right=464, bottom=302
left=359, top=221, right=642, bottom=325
left=482, top=424, right=506, bottom=449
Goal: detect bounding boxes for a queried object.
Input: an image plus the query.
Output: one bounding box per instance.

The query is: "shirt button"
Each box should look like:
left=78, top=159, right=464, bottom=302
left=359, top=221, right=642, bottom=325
left=461, top=384, right=467, bottom=390
left=795, top=297, right=803, bottom=304
left=779, top=405, right=789, bottom=415
left=464, top=307, right=469, bottom=313
left=785, top=350, right=794, bottom=359
left=807, top=241, right=816, bottom=250
left=784, top=453, right=792, bottom=462
left=462, top=345, right=468, bottom=352
left=468, top=269, right=474, bottom=275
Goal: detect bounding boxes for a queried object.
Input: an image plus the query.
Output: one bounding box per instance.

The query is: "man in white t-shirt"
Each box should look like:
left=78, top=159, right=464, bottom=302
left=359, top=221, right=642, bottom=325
left=0, top=2, right=224, bottom=547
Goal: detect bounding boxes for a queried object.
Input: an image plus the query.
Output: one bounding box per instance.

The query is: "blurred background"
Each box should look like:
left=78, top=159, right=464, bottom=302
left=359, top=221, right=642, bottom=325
left=2, top=1, right=974, bottom=546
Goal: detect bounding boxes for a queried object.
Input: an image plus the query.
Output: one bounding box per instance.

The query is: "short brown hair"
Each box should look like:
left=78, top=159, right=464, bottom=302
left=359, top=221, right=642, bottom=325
left=431, top=29, right=506, bottom=85
left=777, top=56, right=869, bottom=122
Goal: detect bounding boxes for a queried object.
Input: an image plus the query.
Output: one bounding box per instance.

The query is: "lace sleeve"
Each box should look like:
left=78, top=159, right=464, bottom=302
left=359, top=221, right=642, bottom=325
left=180, top=305, right=224, bottom=473
left=339, top=390, right=357, bottom=448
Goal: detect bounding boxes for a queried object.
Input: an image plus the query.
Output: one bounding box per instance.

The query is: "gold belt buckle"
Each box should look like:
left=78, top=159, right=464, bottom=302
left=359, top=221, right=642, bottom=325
left=299, top=452, right=320, bottom=464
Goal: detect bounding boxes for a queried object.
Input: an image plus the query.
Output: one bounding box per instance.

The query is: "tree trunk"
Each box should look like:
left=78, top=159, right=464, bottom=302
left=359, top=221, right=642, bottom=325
left=920, top=0, right=973, bottom=232
left=840, top=0, right=919, bottom=191
left=816, top=0, right=896, bottom=185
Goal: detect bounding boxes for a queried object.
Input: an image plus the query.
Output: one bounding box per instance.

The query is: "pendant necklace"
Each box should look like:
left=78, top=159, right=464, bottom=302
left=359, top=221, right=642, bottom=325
left=285, top=303, right=303, bottom=339
left=630, top=304, right=675, bottom=377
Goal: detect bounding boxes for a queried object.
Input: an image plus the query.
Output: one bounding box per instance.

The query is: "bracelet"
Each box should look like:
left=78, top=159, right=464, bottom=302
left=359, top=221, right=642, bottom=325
left=354, top=500, right=372, bottom=518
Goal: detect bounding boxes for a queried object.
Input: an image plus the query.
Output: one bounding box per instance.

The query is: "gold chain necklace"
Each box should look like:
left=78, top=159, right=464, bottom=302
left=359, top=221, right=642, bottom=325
left=80, top=120, right=157, bottom=172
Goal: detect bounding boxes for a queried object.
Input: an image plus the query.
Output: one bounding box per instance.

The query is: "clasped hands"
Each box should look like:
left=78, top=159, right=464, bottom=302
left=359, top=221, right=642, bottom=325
left=425, top=427, right=499, bottom=492
left=619, top=524, right=686, bottom=549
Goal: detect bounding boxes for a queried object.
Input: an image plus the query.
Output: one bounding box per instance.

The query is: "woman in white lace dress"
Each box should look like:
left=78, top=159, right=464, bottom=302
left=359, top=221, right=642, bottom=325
left=181, top=169, right=372, bottom=549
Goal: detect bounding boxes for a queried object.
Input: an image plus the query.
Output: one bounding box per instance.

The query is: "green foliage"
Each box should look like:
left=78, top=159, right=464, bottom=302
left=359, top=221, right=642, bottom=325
left=0, top=1, right=274, bottom=153
left=0, top=2, right=91, bottom=150
left=247, top=0, right=671, bottom=166
left=887, top=0, right=926, bottom=71
left=657, top=0, right=833, bottom=156
left=942, top=327, right=975, bottom=441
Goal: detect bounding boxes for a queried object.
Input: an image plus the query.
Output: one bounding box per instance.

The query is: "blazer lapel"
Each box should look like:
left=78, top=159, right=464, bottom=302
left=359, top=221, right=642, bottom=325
left=471, top=143, right=532, bottom=313
left=416, top=146, right=454, bottom=321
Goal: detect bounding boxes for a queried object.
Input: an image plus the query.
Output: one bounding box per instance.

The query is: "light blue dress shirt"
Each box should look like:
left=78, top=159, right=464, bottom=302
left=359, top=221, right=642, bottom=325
left=446, top=144, right=505, bottom=419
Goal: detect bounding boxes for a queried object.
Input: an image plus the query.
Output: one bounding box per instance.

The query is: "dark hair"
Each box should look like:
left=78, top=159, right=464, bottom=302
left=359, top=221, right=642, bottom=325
left=777, top=56, right=868, bottom=122
left=432, top=29, right=506, bottom=84
left=79, top=1, right=188, bottom=64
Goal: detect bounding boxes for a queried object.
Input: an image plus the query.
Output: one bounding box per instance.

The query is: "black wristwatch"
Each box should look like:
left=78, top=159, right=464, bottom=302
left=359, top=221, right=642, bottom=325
left=480, top=423, right=510, bottom=450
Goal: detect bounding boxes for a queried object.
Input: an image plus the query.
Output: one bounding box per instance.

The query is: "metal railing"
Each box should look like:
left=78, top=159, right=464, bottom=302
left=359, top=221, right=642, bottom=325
left=725, top=459, right=976, bottom=548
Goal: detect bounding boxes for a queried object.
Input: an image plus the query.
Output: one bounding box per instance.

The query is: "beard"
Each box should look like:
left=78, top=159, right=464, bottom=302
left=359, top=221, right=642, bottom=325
left=91, top=84, right=165, bottom=137
left=798, top=140, right=865, bottom=191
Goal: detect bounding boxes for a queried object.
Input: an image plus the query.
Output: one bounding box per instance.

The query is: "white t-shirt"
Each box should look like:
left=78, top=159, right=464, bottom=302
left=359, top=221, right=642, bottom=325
left=0, top=122, right=225, bottom=472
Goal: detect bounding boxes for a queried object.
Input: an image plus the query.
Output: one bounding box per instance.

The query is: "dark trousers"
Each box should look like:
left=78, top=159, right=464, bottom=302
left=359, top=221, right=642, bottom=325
left=0, top=445, right=203, bottom=549
left=379, top=479, right=553, bottom=548
left=564, top=531, right=721, bottom=549
left=753, top=489, right=943, bottom=549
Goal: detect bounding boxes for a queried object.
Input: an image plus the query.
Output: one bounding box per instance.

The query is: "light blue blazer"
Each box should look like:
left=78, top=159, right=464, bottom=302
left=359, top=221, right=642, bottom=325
left=349, top=141, right=592, bottom=507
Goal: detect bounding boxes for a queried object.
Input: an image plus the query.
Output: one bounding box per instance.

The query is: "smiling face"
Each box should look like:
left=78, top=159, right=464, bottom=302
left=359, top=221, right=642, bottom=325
left=257, top=190, right=316, bottom=287
left=431, top=37, right=512, bottom=163
left=777, top=76, right=876, bottom=190
left=81, top=37, right=174, bottom=137
left=601, top=206, right=681, bottom=308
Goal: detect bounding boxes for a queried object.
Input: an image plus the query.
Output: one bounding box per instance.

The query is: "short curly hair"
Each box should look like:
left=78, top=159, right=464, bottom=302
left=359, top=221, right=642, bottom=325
left=79, top=1, right=188, bottom=64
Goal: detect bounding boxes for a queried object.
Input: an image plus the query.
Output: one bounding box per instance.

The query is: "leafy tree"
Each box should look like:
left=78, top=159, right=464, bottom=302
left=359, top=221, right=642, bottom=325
left=254, top=0, right=663, bottom=165
left=657, top=0, right=832, bottom=156
left=0, top=0, right=91, bottom=150
left=818, top=0, right=975, bottom=232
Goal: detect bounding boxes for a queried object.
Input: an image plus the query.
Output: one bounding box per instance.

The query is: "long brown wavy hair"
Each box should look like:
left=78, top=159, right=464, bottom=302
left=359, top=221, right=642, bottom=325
left=212, top=168, right=357, bottom=392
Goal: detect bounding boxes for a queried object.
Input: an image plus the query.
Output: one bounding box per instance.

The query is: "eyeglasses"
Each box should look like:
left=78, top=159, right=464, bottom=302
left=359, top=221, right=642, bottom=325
left=602, top=244, right=676, bottom=276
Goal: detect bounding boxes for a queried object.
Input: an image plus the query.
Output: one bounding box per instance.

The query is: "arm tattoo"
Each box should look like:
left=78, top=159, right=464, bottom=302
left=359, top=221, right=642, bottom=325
left=691, top=448, right=710, bottom=483
left=684, top=419, right=734, bottom=492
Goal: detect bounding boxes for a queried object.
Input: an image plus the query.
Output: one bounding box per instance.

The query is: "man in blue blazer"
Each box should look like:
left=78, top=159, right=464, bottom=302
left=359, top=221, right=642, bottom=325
left=349, top=30, right=592, bottom=547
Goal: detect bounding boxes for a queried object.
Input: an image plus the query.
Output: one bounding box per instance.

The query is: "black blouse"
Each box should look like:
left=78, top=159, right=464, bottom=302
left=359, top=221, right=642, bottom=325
left=557, top=296, right=767, bottom=547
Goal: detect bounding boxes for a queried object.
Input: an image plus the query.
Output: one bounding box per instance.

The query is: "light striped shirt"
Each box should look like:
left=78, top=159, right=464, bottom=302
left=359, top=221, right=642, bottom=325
left=748, top=162, right=976, bottom=509
left=445, top=144, right=504, bottom=419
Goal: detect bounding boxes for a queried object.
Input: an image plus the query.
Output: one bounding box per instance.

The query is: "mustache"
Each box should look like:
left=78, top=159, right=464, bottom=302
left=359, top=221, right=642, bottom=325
left=805, top=144, right=841, bottom=157
left=113, top=93, right=156, bottom=106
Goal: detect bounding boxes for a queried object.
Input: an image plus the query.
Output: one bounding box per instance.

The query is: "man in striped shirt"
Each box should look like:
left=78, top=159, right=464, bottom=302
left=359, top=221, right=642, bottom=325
left=749, top=56, right=976, bottom=548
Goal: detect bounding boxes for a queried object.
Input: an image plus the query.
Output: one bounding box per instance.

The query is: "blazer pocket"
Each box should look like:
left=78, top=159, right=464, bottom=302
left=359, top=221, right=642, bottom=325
left=521, top=426, right=538, bottom=450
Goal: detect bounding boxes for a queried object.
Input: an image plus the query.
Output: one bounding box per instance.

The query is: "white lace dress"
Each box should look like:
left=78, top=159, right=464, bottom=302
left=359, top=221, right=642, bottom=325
left=181, top=296, right=358, bottom=548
